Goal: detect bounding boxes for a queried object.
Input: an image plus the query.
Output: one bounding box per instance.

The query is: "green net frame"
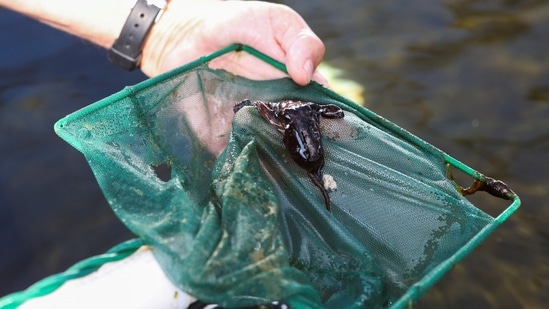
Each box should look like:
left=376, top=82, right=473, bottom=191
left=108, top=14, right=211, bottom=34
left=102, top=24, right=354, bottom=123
left=0, top=44, right=520, bottom=309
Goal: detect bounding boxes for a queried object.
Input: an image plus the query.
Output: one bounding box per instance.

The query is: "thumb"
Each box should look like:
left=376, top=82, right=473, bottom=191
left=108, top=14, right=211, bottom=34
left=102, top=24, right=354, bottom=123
left=284, top=29, right=325, bottom=86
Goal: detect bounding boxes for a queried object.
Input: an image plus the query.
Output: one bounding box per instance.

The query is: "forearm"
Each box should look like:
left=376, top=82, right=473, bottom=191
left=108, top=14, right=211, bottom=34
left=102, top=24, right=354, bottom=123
left=0, top=0, right=136, bottom=48
left=1, top=0, right=325, bottom=85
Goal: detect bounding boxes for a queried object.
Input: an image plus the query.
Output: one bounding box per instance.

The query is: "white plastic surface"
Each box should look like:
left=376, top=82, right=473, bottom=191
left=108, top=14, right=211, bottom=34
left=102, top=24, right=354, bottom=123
left=20, top=246, right=196, bottom=309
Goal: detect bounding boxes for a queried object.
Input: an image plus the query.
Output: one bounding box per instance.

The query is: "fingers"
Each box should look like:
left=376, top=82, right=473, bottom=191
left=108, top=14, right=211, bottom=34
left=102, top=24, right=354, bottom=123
left=268, top=4, right=325, bottom=86
left=283, top=30, right=325, bottom=86
left=143, top=1, right=326, bottom=86
left=312, top=70, right=330, bottom=88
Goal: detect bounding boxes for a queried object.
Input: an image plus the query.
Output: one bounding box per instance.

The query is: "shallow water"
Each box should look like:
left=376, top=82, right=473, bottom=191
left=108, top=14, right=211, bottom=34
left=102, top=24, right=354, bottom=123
left=0, top=10, right=138, bottom=295
left=1, top=1, right=548, bottom=308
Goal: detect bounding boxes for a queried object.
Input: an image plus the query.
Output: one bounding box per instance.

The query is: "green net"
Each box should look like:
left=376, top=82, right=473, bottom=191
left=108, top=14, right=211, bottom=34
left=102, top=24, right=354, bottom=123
left=54, top=45, right=519, bottom=308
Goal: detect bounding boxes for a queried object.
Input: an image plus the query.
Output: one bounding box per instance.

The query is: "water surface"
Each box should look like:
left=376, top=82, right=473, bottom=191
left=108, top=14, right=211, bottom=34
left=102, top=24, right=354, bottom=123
left=277, top=0, right=548, bottom=307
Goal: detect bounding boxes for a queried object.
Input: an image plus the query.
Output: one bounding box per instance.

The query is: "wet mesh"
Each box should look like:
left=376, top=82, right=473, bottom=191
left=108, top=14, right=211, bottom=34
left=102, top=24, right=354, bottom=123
left=55, top=61, right=496, bottom=308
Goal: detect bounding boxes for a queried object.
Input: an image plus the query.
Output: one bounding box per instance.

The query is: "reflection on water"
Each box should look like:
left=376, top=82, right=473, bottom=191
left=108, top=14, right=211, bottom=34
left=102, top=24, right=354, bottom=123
left=1, top=0, right=548, bottom=307
left=0, top=10, right=139, bottom=295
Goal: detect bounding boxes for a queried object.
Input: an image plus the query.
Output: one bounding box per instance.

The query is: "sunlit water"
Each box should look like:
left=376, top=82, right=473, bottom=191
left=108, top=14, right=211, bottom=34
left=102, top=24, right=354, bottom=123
left=1, top=1, right=548, bottom=308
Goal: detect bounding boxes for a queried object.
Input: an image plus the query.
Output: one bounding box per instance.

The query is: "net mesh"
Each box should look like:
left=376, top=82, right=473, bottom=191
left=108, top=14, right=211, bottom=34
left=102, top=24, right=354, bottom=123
left=55, top=52, right=502, bottom=308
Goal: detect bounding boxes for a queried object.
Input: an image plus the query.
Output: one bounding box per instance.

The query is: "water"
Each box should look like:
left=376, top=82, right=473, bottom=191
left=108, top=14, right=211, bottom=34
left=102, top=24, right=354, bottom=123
left=1, top=1, right=548, bottom=307
left=0, top=10, right=138, bottom=295
left=278, top=0, right=548, bottom=307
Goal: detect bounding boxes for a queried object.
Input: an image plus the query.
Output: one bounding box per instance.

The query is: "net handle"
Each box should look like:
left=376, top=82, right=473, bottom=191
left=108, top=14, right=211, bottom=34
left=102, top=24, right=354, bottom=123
left=203, top=44, right=288, bottom=74
left=125, top=44, right=289, bottom=96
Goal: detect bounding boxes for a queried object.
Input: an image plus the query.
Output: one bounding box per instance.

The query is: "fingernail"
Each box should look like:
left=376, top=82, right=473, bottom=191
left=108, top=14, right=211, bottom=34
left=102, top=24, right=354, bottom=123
left=313, top=71, right=330, bottom=88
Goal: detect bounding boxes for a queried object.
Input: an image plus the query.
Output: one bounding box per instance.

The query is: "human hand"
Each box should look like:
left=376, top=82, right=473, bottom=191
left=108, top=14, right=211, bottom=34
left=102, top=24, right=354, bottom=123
left=141, top=0, right=327, bottom=86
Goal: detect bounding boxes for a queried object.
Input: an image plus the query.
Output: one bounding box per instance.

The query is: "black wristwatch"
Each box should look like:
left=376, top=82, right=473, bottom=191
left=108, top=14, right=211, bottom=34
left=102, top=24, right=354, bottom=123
left=108, top=0, right=167, bottom=71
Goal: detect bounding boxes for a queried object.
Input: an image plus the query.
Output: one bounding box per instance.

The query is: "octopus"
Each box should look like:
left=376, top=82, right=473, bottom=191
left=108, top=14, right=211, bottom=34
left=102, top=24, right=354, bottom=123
left=234, top=99, right=344, bottom=211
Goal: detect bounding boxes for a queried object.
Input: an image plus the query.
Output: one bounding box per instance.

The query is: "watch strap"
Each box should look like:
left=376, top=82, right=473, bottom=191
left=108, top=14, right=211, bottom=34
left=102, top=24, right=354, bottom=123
left=108, top=0, right=163, bottom=71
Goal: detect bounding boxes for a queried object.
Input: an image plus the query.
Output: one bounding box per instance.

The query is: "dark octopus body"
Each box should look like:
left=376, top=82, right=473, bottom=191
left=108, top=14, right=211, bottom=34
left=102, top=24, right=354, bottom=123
left=234, top=99, right=344, bottom=211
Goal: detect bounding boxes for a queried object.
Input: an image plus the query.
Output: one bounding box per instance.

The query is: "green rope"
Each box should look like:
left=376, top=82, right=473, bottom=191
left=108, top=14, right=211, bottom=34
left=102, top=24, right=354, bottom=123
left=0, top=239, right=144, bottom=309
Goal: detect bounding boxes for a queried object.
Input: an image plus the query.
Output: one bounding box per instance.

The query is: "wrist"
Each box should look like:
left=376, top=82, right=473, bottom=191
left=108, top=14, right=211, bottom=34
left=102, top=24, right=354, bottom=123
left=140, top=1, right=223, bottom=77
left=139, top=2, right=177, bottom=77
left=108, top=0, right=167, bottom=71
left=140, top=2, right=183, bottom=77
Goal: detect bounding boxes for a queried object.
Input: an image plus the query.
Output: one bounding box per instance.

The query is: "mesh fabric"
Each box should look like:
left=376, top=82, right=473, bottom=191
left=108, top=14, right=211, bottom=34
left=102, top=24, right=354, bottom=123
left=55, top=63, right=495, bottom=308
